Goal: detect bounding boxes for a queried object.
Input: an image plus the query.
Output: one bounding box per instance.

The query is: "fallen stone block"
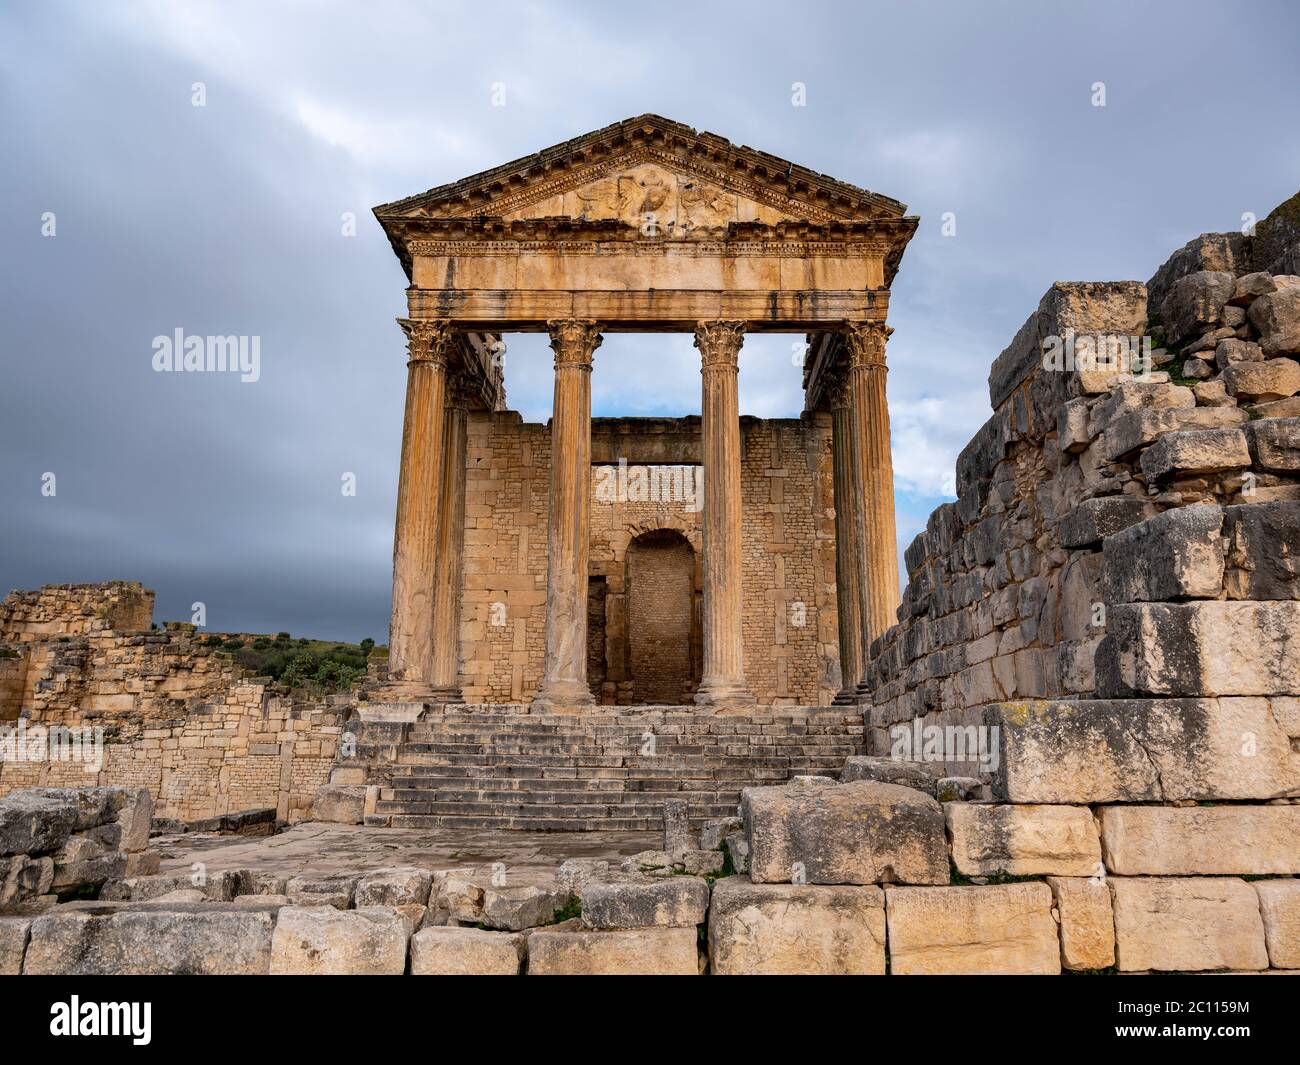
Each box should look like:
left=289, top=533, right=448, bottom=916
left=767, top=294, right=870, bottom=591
left=0, top=915, right=32, bottom=975
left=986, top=698, right=1300, bottom=803
left=840, top=754, right=940, bottom=795
left=1099, top=805, right=1300, bottom=875
left=22, top=908, right=273, bottom=975
left=433, top=872, right=484, bottom=923
left=527, top=927, right=698, bottom=975
left=1046, top=876, right=1114, bottom=971
left=311, top=785, right=365, bottom=825
left=285, top=872, right=358, bottom=910
left=708, top=877, right=885, bottom=975
left=269, top=906, right=411, bottom=975
left=1139, top=427, right=1251, bottom=482
left=1097, top=601, right=1300, bottom=697
left=0, top=792, right=78, bottom=856
left=1160, top=270, right=1235, bottom=345
left=619, top=850, right=686, bottom=878
left=579, top=874, right=709, bottom=930
left=945, top=803, right=1102, bottom=877
left=409, top=926, right=524, bottom=975
left=1247, top=416, right=1300, bottom=472
left=1102, top=503, right=1224, bottom=602
left=355, top=867, right=433, bottom=909
left=0, top=854, right=54, bottom=912
left=1248, top=288, right=1300, bottom=356
left=1109, top=877, right=1268, bottom=972
left=699, top=817, right=743, bottom=851
left=481, top=884, right=573, bottom=931
left=1103, top=405, right=1246, bottom=461
left=1224, top=357, right=1300, bottom=401
left=1058, top=496, right=1156, bottom=548
left=556, top=858, right=610, bottom=891
left=885, top=883, right=1060, bottom=975
left=725, top=833, right=750, bottom=875
left=743, top=778, right=948, bottom=886
left=1223, top=502, right=1300, bottom=599
left=1253, top=880, right=1300, bottom=969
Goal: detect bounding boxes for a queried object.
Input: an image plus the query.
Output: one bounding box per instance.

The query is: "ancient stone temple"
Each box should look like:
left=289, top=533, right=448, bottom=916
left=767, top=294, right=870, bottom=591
left=371, top=114, right=917, bottom=715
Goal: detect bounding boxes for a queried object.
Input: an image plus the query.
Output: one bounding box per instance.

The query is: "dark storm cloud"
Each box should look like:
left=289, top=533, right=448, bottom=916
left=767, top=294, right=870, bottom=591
left=2, top=0, right=1298, bottom=639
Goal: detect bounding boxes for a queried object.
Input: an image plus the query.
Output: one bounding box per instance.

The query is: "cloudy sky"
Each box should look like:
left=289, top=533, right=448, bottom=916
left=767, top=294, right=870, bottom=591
left=2, top=0, right=1297, bottom=642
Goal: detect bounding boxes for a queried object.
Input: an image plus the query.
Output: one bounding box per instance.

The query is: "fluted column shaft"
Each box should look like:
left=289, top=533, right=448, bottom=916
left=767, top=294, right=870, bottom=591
left=430, top=375, right=471, bottom=700
left=388, top=318, right=452, bottom=691
left=534, top=319, right=601, bottom=710
left=828, top=369, right=864, bottom=702
left=694, top=320, right=755, bottom=709
left=845, top=322, right=900, bottom=694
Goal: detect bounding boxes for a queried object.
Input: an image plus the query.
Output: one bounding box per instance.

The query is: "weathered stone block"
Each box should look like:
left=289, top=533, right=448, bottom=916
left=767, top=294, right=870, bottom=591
left=1247, top=417, right=1300, bottom=472
left=579, top=874, right=709, bottom=930
left=0, top=916, right=32, bottom=974
left=355, top=867, right=433, bottom=909
left=840, top=754, right=939, bottom=795
left=1224, top=502, right=1300, bottom=599
left=527, top=927, right=698, bottom=975
left=885, top=883, right=1060, bottom=975
left=1248, top=288, right=1300, bottom=356
left=742, top=778, right=948, bottom=886
left=1098, top=601, right=1300, bottom=696
left=409, top=926, right=524, bottom=975
left=311, top=785, right=365, bottom=825
left=1160, top=270, right=1235, bottom=345
left=1102, top=503, right=1224, bottom=602
left=1046, top=876, right=1114, bottom=971
left=0, top=792, right=78, bottom=856
left=0, top=854, right=54, bottom=911
left=1139, top=427, right=1250, bottom=481
left=23, top=908, right=273, bottom=975
left=1109, top=877, right=1268, bottom=972
left=986, top=698, right=1300, bottom=803
left=945, top=803, right=1101, bottom=877
left=1099, top=805, right=1300, bottom=875
left=1253, top=880, right=1300, bottom=969
left=285, top=872, right=358, bottom=910
left=1149, top=233, right=1248, bottom=314
left=1059, top=496, right=1156, bottom=548
left=269, top=906, right=411, bottom=975
left=1224, top=357, right=1300, bottom=401
left=1102, top=404, right=1245, bottom=461
left=481, top=884, right=572, bottom=931
left=707, top=876, right=885, bottom=975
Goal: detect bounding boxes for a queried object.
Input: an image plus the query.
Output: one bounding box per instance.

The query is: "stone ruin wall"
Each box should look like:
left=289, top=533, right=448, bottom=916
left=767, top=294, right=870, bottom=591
left=460, top=411, right=838, bottom=705
left=0, top=584, right=348, bottom=823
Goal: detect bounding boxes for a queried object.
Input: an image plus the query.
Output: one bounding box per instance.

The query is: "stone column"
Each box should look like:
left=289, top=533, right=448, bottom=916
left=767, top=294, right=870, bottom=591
left=693, top=320, right=755, bottom=709
left=827, top=367, right=864, bottom=703
left=844, top=321, right=900, bottom=697
left=430, top=372, right=472, bottom=702
left=387, top=318, right=452, bottom=693
left=533, top=319, right=602, bottom=710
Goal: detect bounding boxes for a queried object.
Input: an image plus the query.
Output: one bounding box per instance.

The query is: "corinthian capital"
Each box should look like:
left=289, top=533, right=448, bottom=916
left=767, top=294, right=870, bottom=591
left=842, top=321, right=892, bottom=370
left=694, top=320, right=746, bottom=371
left=824, top=365, right=852, bottom=411
left=547, top=319, right=602, bottom=370
left=398, top=317, right=454, bottom=368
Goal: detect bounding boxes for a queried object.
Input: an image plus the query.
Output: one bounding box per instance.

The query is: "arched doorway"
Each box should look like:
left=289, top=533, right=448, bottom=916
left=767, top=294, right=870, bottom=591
left=626, top=529, right=699, bottom=704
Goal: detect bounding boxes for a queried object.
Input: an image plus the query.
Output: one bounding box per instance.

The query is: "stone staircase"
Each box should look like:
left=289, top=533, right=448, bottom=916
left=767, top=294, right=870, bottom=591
left=355, top=705, right=864, bottom=832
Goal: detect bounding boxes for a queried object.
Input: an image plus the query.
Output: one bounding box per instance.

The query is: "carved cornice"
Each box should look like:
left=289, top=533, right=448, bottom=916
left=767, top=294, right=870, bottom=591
left=397, top=317, right=454, bottom=368
left=694, top=320, right=746, bottom=371
left=407, top=237, right=896, bottom=258
left=547, top=319, right=602, bottom=370
left=843, top=321, right=892, bottom=371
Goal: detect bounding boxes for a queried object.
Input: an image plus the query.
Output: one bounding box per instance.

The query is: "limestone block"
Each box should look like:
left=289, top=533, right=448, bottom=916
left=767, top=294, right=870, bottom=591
left=556, top=858, right=611, bottom=891
left=1109, top=877, right=1268, bottom=972
left=23, top=909, right=274, bottom=975
left=1254, top=395, right=1300, bottom=418
left=1248, top=288, right=1300, bottom=355
left=1102, top=503, right=1224, bottom=602
left=682, top=850, right=724, bottom=876
left=1215, top=338, right=1263, bottom=370
left=946, top=803, right=1101, bottom=877
left=409, top=926, right=524, bottom=975
left=0, top=916, right=32, bottom=975
left=1193, top=378, right=1233, bottom=406
left=725, top=833, right=750, bottom=875
left=285, top=872, right=358, bottom=910
left=1139, top=427, right=1251, bottom=481
left=840, top=754, right=940, bottom=795
left=1099, top=805, right=1300, bottom=875
left=527, top=927, right=698, bottom=975
left=1253, top=880, right=1300, bottom=969
left=579, top=874, right=709, bottom=929
left=1160, top=270, right=1235, bottom=345
left=311, top=784, right=365, bottom=825
left=1224, top=357, right=1300, bottom=401
left=1058, top=496, right=1156, bottom=548
left=1057, top=396, right=1093, bottom=453
left=885, top=883, right=1060, bottom=975
left=1098, top=601, right=1300, bottom=697
left=1102, top=404, right=1245, bottom=460
left=0, top=792, right=78, bottom=856
left=1223, top=502, right=1300, bottom=599
left=0, top=854, right=54, bottom=911
left=986, top=698, right=1299, bottom=803
left=707, top=876, right=885, bottom=975
left=269, top=906, right=412, bottom=975
left=1149, top=234, right=1248, bottom=313
left=1231, top=270, right=1280, bottom=305
left=434, top=872, right=484, bottom=923
left=699, top=817, right=743, bottom=851
left=1046, top=876, right=1114, bottom=971
left=1247, top=417, right=1300, bottom=472
left=481, top=884, right=573, bottom=931
left=742, top=778, right=948, bottom=886
left=355, top=866, right=433, bottom=908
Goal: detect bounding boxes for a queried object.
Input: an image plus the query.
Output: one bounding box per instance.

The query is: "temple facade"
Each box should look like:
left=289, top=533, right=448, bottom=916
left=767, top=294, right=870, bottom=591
left=372, top=115, right=917, bottom=711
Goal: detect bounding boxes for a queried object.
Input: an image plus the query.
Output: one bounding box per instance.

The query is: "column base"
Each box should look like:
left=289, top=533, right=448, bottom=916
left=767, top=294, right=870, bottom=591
left=694, top=682, right=756, bottom=713
left=531, top=679, right=595, bottom=714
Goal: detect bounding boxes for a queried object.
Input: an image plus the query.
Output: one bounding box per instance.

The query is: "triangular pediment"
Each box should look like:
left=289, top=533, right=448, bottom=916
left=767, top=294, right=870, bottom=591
left=375, top=115, right=909, bottom=229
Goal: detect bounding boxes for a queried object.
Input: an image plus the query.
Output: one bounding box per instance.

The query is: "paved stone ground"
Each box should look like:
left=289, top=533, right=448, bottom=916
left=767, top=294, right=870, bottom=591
left=155, top=823, right=659, bottom=885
